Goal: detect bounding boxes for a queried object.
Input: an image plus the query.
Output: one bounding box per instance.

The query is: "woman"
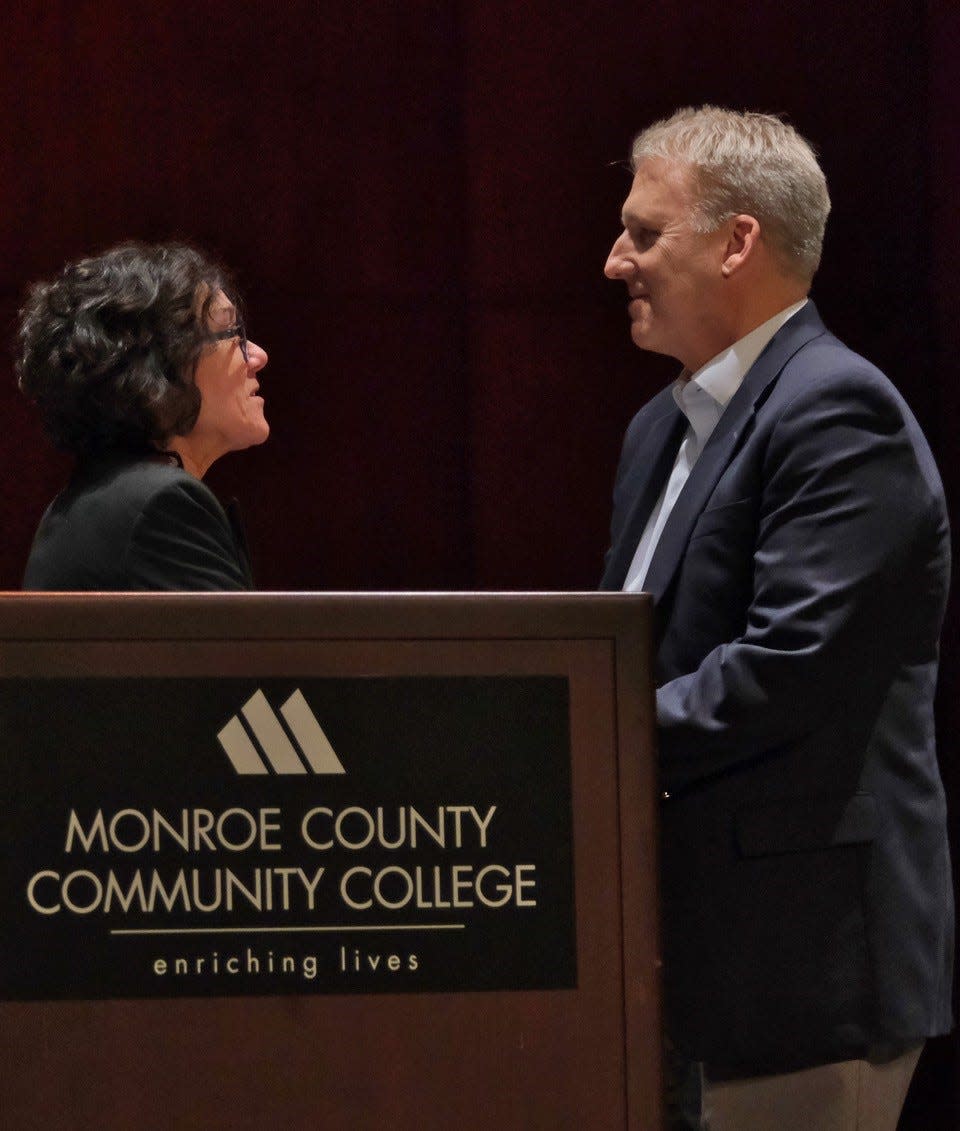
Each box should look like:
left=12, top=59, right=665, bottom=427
left=17, top=242, right=269, bottom=590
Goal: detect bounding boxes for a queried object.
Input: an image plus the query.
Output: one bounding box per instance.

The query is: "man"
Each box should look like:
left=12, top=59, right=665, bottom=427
left=601, top=106, right=953, bottom=1131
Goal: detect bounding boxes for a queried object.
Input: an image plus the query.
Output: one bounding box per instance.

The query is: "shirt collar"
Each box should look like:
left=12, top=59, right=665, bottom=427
left=672, top=299, right=808, bottom=444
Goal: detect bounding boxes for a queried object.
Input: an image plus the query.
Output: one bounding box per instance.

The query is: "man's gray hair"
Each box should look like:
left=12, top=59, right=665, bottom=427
left=631, top=105, right=831, bottom=280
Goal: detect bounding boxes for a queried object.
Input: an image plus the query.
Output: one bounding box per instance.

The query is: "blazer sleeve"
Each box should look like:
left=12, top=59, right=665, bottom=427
left=656, top=366, right=950, bottom=791
left=122, top=478, right=252, bottom=591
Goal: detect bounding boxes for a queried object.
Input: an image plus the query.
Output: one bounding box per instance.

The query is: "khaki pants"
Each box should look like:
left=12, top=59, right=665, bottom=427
left=701, top=1045, right=923, bottom=1131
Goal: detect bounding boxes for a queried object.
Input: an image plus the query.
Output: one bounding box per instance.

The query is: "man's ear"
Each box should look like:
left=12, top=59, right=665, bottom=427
left=720, top=215, right=761, bottom=277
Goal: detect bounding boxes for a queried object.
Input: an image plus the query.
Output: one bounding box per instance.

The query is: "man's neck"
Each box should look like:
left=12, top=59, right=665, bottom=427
left=732, top=281, right=810, bottom=342
left=683, top=282, right=810, bottom=372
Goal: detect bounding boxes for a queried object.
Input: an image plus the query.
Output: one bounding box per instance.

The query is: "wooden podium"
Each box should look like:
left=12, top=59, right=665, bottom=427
left=0, top=593, right=661, bottom=1130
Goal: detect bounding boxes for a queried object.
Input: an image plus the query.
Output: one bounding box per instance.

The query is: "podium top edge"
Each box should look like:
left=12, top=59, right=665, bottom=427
left=0, top=591, right=653, bottom=642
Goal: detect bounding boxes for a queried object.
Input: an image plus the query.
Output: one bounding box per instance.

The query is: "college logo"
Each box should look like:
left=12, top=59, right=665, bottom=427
left=217, top=689, right=345, bottom=776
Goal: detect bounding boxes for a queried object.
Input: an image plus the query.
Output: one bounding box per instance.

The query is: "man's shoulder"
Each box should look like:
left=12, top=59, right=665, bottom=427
left=759, top=324, right=946, bottom=511
left=771, top=325, right=915, bottom=418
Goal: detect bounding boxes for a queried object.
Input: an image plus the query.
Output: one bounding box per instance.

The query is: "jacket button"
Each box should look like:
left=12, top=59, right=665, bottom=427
left=661, top=790, right=671, bottom=800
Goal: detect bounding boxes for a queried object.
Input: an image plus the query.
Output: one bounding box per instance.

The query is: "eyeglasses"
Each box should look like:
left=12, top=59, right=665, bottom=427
left=210, top=321, right=248, bottom=362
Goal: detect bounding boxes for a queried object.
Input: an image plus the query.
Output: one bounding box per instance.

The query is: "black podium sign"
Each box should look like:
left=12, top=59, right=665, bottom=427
left=2, top=675, right=574, bottom=1000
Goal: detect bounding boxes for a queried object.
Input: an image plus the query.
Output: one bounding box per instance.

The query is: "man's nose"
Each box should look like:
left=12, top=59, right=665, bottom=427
left=604, top=233, right=632, bottom=279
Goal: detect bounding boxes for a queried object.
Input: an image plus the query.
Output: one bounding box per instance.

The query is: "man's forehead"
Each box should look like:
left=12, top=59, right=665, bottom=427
left=622, top=157, right=695, bottom=219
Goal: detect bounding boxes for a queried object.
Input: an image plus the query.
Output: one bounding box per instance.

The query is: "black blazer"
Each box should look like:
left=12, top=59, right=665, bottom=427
left=602, top=302, right=954, bottom=1076
left=23, top=450, right=253, bottom=591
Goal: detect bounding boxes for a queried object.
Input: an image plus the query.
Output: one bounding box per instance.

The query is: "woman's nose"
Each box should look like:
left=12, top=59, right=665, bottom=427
left=246, top=339, right=268, bottom=370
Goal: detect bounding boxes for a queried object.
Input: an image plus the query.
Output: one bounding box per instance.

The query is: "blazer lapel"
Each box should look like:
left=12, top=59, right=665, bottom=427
left=600, top=404, right=687, bottom=590
left=641, top=303, right=828, bottom=603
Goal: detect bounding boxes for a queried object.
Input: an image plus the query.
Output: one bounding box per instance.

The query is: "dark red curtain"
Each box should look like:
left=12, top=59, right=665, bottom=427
left=1, top=3, right=956, bottom=1123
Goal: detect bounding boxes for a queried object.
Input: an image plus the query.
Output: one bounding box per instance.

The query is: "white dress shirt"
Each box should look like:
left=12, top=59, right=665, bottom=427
left=623, top=300, right=808, bottom=592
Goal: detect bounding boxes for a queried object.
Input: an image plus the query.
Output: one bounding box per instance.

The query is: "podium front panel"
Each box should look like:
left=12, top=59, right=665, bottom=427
left=0, top=593, right=659, bottom=1131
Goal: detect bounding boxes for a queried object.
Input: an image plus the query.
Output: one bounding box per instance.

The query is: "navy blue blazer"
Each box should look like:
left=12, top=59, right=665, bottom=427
left=601, top=302, right=954, bottom=1076
left=23, top=450, right=253, bottom=591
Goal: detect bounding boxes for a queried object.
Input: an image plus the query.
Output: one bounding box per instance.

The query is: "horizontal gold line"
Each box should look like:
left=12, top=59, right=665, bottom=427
left=110, top=923, right=465, bottom=936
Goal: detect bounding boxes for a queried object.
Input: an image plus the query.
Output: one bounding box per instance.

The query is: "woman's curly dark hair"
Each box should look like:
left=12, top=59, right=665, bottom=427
left=16, top=242, right=240, bottom=456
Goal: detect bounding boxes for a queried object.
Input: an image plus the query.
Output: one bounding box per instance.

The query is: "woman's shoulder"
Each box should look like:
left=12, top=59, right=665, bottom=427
left=74, top=450, right=210, bottom=500
left=24, top=450, right=246, bottom=591
left=63, top=450, right=230, bottom=527
left=76, top=452, right=237, bottom=550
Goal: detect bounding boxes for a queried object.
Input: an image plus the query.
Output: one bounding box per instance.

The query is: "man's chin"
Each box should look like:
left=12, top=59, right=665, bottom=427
left=629, top=325, right=683, bottom=365
left=630, top=322, right=661, bottom=353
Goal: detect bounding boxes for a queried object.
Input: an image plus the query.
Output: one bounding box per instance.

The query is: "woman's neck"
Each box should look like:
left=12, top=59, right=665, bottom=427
left=165, top=437, right=213, bottom=479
